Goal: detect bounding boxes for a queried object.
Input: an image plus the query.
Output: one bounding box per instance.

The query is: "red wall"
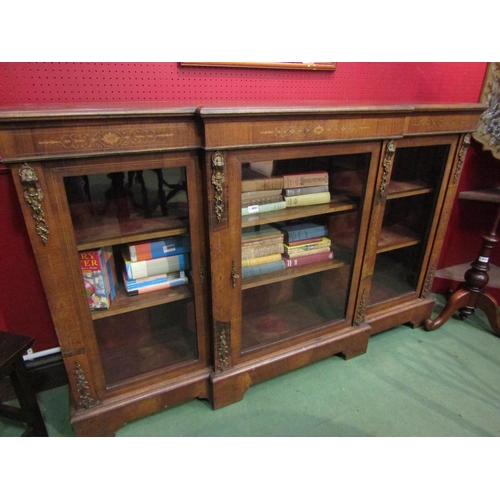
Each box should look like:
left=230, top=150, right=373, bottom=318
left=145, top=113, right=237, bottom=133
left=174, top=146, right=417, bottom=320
left=0, top=62, right=489, bottom=352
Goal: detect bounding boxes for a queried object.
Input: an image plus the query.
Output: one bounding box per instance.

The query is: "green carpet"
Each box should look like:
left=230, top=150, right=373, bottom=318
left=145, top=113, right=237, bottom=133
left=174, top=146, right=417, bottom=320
left=2, top=295, right=500, bottom=437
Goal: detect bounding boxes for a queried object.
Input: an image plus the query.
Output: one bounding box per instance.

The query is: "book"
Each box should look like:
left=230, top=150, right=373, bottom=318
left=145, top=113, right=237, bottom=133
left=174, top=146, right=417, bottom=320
left=79, top=247, right=118, bottom=310
left=283, top=237, right=331, bottom=256
left=283, top=185, right=329, bottom=197
left=241, top=168, right=284, bottom=192
left=128, top=235, right=190, bottom=262
left=284, top=191, right=331, bottom=207
left=123, top=250, right=189, bottom=280
left=125, top=277, right=188, bottom=296
left=242, top=200, right=286, bottom=216
left=241, top=259, right=286, bottom=278
left=274, top=221, right=328, bottom=244
left=283, top=251, right=335, bottom=268
left=122, top=270, right=187, bottom=289
left=284, top=246, right=332, bottom=259
left=241, top=241, right=285, bottom=260
left=123, top=270, right=188, bottom=294
left=282, top=171, right=329, bottom=189
left=242, top=193, right=284, bottom=207
left=241, top=224, right=284, bottom=246
left=241, top=189, right=283, bottom=201
left=242, top=253, right=283, bottom=268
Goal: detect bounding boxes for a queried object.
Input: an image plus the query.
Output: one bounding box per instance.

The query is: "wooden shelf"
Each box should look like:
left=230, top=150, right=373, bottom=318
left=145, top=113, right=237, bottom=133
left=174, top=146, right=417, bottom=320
left=91, top=283, right=192, bottom=320
left=386, top=180, right=433, bottom=199
left=241, top=195, right=357, bottom=228
left=75, top=216, right=189, bottom=250
left=242, top=258, right=346, bottom=290
left=377, top=225, right=420, bottom=253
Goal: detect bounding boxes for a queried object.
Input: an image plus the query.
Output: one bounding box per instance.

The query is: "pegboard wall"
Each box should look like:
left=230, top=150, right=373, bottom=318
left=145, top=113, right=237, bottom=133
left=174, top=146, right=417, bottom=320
left=0, top=62, right=488, bottom=105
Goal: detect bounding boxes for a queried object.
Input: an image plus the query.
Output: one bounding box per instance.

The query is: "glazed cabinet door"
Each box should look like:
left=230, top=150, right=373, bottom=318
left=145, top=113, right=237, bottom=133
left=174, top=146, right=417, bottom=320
left=206, top=143, right=381, bottom=407
left=358, top=135, right=460, bottom=324
left=15, top=152, right=209, bottom=414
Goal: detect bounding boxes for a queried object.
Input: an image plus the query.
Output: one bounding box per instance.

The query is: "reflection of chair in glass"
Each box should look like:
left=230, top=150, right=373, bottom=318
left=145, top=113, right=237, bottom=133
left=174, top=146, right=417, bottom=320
left=126, top=169, right=186, bottom=216
left=424, top=189, right=500, bottom=336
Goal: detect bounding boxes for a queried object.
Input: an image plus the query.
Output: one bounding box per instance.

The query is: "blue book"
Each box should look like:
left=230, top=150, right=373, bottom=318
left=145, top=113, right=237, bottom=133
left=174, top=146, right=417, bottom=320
left=274, top=222, right=328, bottom=244
left=128, top=235, right=190, bottom=262
left=241, top=259, right=286, bottom=278
left=123, top=251, right=189, bottom=280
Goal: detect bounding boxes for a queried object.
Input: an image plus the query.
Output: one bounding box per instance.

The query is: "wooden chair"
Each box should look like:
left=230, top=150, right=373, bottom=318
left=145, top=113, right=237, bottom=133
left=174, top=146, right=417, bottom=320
left=0, top=331, right=48, bottom=436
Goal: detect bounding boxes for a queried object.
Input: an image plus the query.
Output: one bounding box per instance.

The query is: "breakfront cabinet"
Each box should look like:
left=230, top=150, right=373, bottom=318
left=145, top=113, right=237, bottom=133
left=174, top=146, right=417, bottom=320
left=0, top=103, right=484, bottom=435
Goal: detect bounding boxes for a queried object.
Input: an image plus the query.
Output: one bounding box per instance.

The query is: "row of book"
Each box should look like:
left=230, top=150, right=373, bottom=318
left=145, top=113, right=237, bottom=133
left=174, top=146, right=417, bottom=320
left=241, top=161, right=331, bottom=216
left=241, top=222, right=334, bottom=278
left=79, top=234, right=191, bottom=310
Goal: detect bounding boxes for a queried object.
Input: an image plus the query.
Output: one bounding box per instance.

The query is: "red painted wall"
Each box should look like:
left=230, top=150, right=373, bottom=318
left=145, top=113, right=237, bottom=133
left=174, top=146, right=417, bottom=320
left=0, top=62, right=489, bottom=352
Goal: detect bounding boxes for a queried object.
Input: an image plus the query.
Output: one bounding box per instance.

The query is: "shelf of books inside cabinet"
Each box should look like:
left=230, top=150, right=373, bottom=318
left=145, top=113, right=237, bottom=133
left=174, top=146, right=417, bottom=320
left=242, top=258, right=346, bottom=290
left=90, top=283, right=192, bottom=320
left=241, top=195, right=357, bottom=228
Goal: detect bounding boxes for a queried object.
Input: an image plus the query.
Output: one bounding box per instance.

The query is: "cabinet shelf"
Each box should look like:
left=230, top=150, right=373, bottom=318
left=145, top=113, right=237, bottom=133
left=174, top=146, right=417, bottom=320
left=241, top=195, right=357, bottom=228
left=90, top=280, right=192, bottom=320
left=242, top=258, right=346, bottom=290
left=386, top=180, right=433, bottom=200
left=75, top=215, right=189, bottom=251
left=377, top=225, right=420, bottom=253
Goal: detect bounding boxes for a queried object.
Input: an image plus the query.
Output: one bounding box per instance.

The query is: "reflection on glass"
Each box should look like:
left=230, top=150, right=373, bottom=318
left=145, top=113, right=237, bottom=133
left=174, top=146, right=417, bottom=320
left=64, top=168, right=188, bottom=243
left=94, top=299, right=198, bottom=387
left=240, top=152, right=371, bottom=352
left=368, top=144, right=450, bottom=307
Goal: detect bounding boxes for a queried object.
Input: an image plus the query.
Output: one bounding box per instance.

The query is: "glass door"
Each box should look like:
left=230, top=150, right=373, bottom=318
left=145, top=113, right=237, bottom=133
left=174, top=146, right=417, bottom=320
left=60, top=154, right=206, bottom=389
left=367, top=138, right=456, bottom=309
left=236, top=144, right=380, bottom=356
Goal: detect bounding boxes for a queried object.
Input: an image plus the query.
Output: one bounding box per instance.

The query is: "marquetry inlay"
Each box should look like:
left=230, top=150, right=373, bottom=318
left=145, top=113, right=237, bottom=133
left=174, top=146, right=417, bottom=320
left=422, top=264, right=436, bottom=299
left=259, top=121, right=370, bottom=140
left=37, top=129, right=175, bottom=150
left=215, top=322, right=231, bottom=371
left=354, top=289, right=367, bottom=326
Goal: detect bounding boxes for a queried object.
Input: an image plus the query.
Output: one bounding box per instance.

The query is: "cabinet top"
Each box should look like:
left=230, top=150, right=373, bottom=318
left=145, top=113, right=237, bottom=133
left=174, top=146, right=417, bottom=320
left=0, top=102, right=487, bottom=162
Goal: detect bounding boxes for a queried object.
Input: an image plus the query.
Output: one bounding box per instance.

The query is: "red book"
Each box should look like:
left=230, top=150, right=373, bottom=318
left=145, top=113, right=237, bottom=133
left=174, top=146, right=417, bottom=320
left=283, top=251, right=334, bottom=268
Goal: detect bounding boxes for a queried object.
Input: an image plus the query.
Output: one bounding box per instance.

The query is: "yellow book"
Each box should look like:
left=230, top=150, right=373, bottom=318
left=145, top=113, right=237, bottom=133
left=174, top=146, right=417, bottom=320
left=242, top=253, right=283, bottom=268
left=284, top=191, right=331, bottom=207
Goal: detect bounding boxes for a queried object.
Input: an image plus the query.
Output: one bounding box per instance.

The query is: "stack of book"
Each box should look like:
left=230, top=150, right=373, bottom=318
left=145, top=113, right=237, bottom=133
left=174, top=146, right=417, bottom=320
left=241, top=162, right=286, bottom=216
left=241, top=224, right=286, bottom=278
left=79, top=247, right=119, bottom=310
left=282, top=171, right=331, bottom=207
left=274, top=222, right=334, bottom=268
left=122, top=235, right=190, bottom=295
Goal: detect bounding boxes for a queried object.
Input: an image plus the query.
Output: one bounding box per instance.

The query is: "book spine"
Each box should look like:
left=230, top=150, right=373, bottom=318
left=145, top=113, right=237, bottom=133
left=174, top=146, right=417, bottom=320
left=284, top=237, right=331, bottom=253
left=125, top=253, right=189, bottom=280
left=126, top=276, right=188, bottom=295
left=283, top=251, right=334, bottom=268
left=241, top=189, right=283, bottom=200
left=242, top=200, right=286, bottom=216
left=242, top=235, right=284, bottom=247
left=123, top=270, right=185, bottom=287
left=241, top=242, right=285, bottom=259
left=285, top=226, right=328, bottom=243
left=242, top=194, right=283, bottom=207
left=284, top=191, right=331, bottom=207
left=241, top=259, right=286, bottom=278
left=129, top=236, right=190, bottom=262
left=242, top=253, right=283, bottom=268
left=283, top=185, right=329, bottom=196
left=284, top=247, right=332, bottom=258
left=282, top=171, right=329, bottom=189
left=241, top=176, right=284, bottom=192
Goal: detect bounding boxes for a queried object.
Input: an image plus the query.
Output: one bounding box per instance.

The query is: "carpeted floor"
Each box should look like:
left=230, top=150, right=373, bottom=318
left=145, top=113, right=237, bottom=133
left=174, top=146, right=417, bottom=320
left=2, top=294, right=500, bottom=437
